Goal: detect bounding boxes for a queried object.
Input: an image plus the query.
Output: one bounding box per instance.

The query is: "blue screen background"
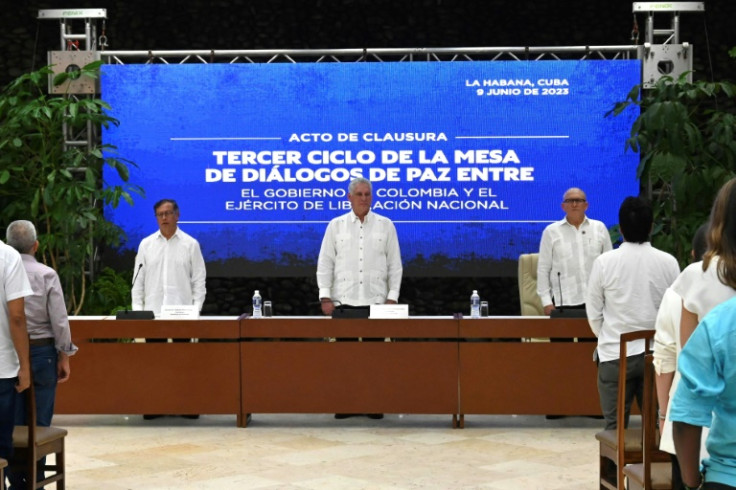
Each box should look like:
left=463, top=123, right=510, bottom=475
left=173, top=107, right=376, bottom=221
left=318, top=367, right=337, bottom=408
left=101, top=60, right=640, bottom=276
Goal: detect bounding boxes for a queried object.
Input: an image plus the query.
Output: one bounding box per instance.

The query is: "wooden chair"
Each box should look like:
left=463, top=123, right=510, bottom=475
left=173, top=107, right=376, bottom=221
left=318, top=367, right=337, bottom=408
left=623, top=353, right=672, bottom=489
left=595, top=330, right=654, bottom=490
left=10, top=368, right=67, bottom=489
left=0, top=457, right=7, bottom=490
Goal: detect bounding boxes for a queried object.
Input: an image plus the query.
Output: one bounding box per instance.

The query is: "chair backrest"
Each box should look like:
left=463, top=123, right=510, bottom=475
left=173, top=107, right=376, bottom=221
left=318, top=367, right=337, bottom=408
left=21, top=357, right=39, bottom=483
left=0, top=456, right=7, bottom=490
left=518, top=253, right=544, bottom=316
left=642, top=353, right=671, bottom=487
left=616, top=330, right=654, bottom=430
left=614, top=330, right=655, bottom=487
left=12, top=338, right=67, bottom=489
left=622, top=352, right=673, bottom=490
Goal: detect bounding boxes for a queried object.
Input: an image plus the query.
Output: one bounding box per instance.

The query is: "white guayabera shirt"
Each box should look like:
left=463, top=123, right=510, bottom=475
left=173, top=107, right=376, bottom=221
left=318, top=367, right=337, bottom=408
left=317, top=210, right=402, bottom=306
left=537, top=216, right=612, bottom=308
left=132, top=228, right=207, bottom=316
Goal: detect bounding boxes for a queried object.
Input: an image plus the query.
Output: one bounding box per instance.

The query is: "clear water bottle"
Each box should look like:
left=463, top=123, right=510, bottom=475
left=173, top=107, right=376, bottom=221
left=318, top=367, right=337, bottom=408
left=252, top=290, right=262, bottom=318
left=470, top=290, right=480, bottom=319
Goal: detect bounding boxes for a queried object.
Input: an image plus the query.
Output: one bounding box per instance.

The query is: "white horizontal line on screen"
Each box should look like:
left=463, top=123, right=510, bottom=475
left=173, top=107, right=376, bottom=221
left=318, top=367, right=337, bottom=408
left=179, top=220, right=555, bottom=225
left=396, top=220, right=554, bottom=224
left=455, top=135, right=569, bottom=139
left=170, top=137, right=282, bottom=141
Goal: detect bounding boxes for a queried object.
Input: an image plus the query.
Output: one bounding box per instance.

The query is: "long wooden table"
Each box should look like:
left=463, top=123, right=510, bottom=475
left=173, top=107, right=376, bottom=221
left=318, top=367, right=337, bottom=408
left=58, top=317, right=244, bottom=425
left=59, top=316, right=599, bottom=427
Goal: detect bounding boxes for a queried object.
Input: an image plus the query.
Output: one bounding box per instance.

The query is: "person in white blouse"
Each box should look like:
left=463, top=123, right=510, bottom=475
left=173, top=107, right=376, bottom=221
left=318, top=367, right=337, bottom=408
left=674, top=177, right=736, bottom=348
left=132, top=199, right=207, bottom=316
left=654, top=223, right=708, bottom=489
left=317, top=178, right=403, bottom=316
left=662, top=177, right=736, bottom=487
left=537, top=187, right=612, bottom=315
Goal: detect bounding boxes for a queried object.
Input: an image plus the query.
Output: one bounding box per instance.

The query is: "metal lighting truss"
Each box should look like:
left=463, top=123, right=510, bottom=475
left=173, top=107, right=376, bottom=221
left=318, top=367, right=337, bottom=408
left=40, top=2, right=704, bottom=149
left=99, top=45, right=638, bottom=65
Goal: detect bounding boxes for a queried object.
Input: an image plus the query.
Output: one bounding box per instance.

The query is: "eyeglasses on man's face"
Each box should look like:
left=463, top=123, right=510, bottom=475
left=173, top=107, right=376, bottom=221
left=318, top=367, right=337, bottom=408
left=155, top=210, right=176, bottom=218
left=563, top=198, right=586, bottom=204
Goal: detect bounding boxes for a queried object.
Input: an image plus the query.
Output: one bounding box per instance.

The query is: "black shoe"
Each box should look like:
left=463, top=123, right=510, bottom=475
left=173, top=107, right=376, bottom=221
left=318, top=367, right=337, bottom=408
left=143, top=414, right=163, bottom=420
left=366, top=413, right=384, bottom=420
left=181, top=414, right=200, bottom=419
left=334, top=413, right=353, bottom=419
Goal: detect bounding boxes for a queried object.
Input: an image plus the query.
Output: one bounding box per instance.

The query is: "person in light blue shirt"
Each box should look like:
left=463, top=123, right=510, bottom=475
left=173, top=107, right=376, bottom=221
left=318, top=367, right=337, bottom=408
left=671, top=295, right=736, bottom=489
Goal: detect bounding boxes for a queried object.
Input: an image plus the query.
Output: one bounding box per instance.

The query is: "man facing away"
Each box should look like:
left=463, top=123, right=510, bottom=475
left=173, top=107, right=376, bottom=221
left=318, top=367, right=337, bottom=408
left=132, top=199, right=206, bottom=317
left=0, top=234, right=32, bottom=473
left=537, top=187, right=612, bottom=315
left=317, top=177, right=403, bottom=316
left=586, top=196, right=680, bottom=430
left=5, top=220, right=78, bottom=488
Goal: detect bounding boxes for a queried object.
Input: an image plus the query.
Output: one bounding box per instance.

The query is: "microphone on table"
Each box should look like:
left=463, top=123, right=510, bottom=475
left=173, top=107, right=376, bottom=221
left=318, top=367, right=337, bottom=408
left=550, top=271, right=587, bottom=319
left=116, top=263, right=154, bottom=320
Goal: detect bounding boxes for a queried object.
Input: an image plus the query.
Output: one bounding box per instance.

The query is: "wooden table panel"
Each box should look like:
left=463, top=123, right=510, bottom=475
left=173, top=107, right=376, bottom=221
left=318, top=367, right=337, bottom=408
left=242, top=341, right=458, bottom=413
left=57, top=317, right=241, bottom=418
left=459, top=342, right=600, bottom=415
left=458, top=317, right=601, bottom=416
left=241, top=317, right=459, bottom=416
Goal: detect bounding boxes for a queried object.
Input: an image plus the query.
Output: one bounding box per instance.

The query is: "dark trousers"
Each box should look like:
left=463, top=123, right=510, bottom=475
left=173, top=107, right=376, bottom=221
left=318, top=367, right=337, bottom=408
left=13, top=344, right=57, bottom=426
left=0, top=377, right=16, bottom=462
left=597, top=352, right=645, bottom=430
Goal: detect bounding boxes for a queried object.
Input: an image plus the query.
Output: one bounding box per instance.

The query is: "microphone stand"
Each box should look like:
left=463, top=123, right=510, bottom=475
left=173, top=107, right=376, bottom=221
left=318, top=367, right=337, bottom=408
left=116, top=263, right=155, bottom=320
left=557, top=271, right=564, bottom=313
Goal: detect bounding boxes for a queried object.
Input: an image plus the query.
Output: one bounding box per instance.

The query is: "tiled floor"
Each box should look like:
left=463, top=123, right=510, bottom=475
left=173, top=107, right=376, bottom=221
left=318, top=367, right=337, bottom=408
left=49, top=412, right=624, bottom=489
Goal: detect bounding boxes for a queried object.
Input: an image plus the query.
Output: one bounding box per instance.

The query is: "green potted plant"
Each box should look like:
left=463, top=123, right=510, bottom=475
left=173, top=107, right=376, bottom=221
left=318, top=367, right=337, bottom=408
left=0, top=60, right=142, bottom=314
left=609, top=65, right=736, bottom=265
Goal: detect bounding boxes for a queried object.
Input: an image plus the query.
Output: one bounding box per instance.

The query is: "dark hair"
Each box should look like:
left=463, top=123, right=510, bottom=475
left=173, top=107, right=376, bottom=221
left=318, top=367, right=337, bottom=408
left=692, top=223, right=709, bottom=262
left=153, top=199, right=179, bottom=213
left=703, top=177, right=736, bottom=288
left=618, top=196, right=652, bottom=244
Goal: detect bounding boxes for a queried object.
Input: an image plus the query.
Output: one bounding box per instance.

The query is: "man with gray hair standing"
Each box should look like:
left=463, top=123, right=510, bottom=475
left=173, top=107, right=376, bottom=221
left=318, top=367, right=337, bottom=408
left=6, top=220, right=77, bottom=489
left=317, top=177, right=403, bottom=316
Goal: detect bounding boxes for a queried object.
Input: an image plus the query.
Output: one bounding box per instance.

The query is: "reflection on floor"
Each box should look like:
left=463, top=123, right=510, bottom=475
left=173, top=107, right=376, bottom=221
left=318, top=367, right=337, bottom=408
left=52, top=413, right=625, bottom=489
